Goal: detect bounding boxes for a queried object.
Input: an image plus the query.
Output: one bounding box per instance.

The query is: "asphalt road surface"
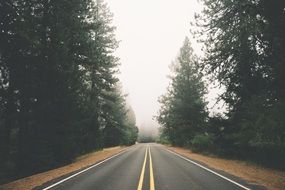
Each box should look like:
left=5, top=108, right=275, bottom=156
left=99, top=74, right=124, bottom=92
left=41, top=143, right=259, bottom=190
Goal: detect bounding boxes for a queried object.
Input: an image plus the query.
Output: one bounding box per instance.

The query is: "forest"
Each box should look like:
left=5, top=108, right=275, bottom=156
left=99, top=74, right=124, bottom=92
left=1, top=0, right=285, bottom=185
left=157, top=0, right=285, bottom=169
left=0, top=0, right=138, bottom=183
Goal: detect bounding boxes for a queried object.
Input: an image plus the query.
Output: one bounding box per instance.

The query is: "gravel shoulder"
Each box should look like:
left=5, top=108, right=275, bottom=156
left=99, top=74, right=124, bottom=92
left=0, top=146, right=127, bottom=190
left=166, top=146, right=285, bottom=190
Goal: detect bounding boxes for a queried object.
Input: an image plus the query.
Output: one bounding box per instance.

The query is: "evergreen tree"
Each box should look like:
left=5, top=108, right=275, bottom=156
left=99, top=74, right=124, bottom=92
left=198, top=0, right=285, bottom=166
left=157, top=37, right=207, bottom=146
left=102, top=83, right=138, bottom=147
left=0, top=0, right=137, bottom=182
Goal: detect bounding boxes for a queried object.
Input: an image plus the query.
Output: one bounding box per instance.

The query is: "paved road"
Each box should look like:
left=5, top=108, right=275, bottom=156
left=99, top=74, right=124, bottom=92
left=42, top=144, right=258, bottom=190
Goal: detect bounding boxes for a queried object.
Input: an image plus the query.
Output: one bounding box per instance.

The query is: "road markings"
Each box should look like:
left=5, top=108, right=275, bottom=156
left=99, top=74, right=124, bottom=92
left=42, top=147, right=132, bottom=190
left=137, top=147, right=148, bottom=190
left=137, top=146, right=156, bottom=190
left=166, top=149, right=251, bottom=190
left=149, top=147, right=155, bottom=190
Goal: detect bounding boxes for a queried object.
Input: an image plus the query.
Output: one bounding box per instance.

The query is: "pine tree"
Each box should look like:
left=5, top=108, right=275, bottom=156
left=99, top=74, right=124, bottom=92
left=157, top=37, right=207, bottom=146
left=198, top=0, right=285, bottom=166
left=102, top=83, right=138, bottom=147
left=0, top=0, right=137, bottom=180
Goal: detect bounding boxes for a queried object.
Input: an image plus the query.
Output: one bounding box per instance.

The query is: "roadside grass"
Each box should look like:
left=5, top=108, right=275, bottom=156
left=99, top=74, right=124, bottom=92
left=166, top=145, right=285, bottom=190
left=0, top=146, right=127, bottom=190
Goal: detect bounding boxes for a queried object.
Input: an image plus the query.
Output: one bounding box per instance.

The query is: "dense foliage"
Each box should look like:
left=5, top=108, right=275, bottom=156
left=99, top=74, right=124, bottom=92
left=0, top=0, right=137, bottom=182
left=158, top=0, right=285, bottom=169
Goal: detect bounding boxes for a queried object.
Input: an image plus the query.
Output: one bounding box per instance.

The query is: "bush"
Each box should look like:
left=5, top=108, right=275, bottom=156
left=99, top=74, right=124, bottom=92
left=191, top=133, right=214, bottom=152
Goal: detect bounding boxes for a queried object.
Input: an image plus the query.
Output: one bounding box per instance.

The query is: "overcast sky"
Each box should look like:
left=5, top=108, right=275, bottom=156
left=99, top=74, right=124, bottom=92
left=105, top=0, right=205, bottom=129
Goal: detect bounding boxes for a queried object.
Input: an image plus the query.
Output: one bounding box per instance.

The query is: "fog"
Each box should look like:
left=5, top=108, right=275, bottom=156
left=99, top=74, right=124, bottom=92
left=105, top=0, right=214, bottom=135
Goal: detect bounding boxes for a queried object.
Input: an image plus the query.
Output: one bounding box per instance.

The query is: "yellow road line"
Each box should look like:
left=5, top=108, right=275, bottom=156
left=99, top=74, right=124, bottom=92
left=137, top=147, right=148, bottom=190
left=149, top=147, right=155, bottom=190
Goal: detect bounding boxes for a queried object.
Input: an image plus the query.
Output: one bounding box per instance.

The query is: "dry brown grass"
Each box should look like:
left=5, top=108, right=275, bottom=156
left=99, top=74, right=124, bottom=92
left=0, top=146, right=127, bottom=190
left=166, top=146, right=285, bottom=190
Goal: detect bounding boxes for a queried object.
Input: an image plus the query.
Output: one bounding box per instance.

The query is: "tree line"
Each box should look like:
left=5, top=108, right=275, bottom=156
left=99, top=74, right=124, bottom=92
left=157, top=0, right=285, bottom=169
left=0, top=0, right=138, bottom=183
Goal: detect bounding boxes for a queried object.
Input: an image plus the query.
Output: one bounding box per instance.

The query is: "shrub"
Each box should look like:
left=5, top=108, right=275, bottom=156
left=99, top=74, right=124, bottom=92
left=191, top=133, right=214, bottom=152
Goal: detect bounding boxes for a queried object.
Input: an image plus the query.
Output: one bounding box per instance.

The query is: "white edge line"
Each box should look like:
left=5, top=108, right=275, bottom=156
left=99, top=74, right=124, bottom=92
left=166, top=149, right=251, bottom=190
left=42, top=147, right=131, bottom=190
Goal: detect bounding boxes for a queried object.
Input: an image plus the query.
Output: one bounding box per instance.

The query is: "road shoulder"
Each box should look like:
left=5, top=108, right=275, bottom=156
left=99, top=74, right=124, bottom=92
left=0, top=146, right=128, bottom=190
left=164, top=145, right=285, bottom=190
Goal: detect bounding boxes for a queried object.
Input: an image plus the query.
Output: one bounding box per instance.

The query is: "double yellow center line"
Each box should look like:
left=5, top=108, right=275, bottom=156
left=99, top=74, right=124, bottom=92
left=137, top=146, right=155, bottom=190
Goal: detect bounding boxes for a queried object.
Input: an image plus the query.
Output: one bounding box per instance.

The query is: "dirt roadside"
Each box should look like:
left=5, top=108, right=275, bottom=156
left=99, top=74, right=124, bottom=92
left=166, top=146, right=285, bottom=190
left=0, top=146, right=127, bottom=190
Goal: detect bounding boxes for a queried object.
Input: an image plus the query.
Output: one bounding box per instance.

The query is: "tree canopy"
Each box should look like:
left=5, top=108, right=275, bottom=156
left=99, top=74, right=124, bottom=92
left=157, top=0, right=285, bottom=169
left=0, top=0, right=138, bottom=182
